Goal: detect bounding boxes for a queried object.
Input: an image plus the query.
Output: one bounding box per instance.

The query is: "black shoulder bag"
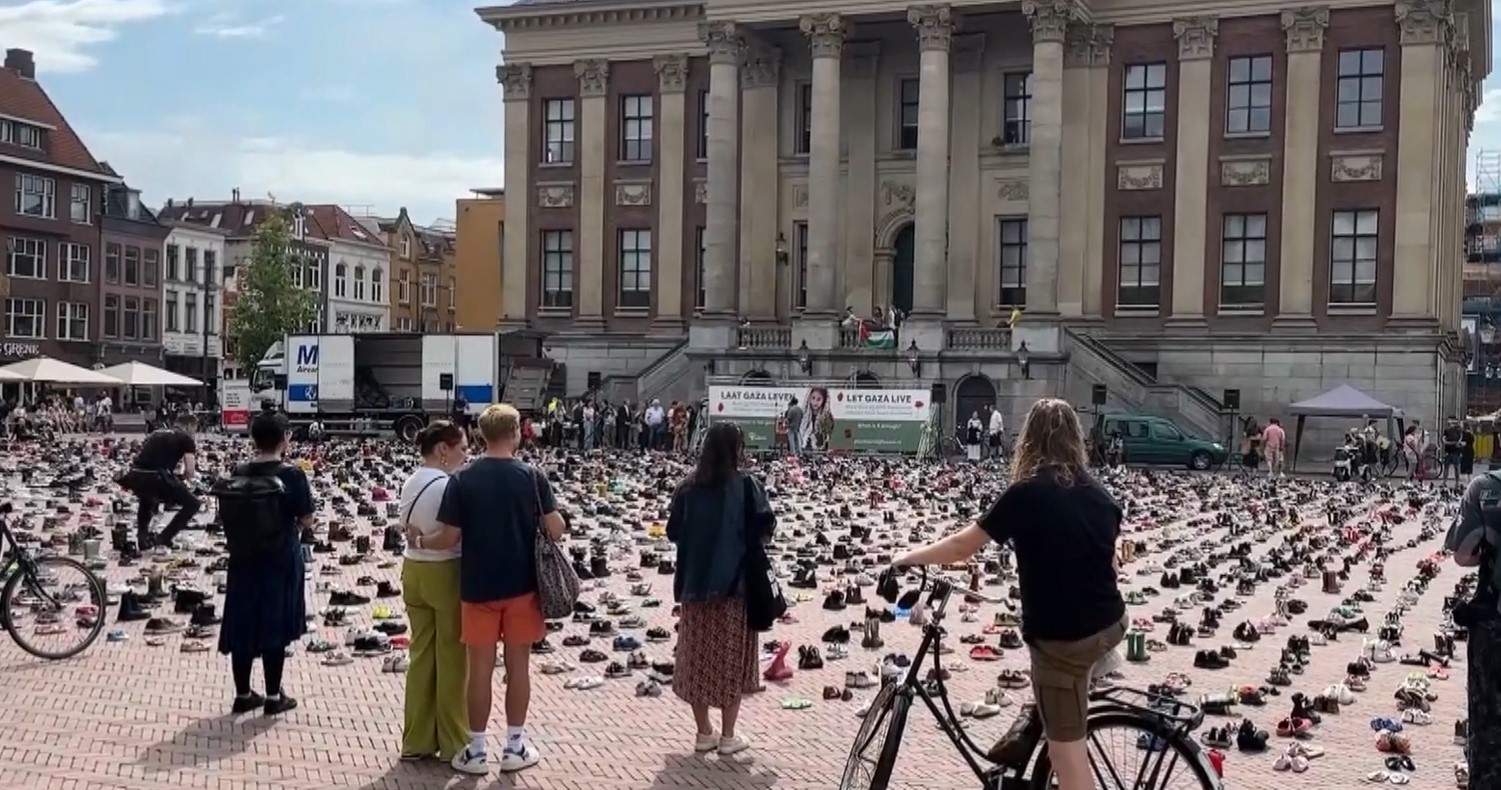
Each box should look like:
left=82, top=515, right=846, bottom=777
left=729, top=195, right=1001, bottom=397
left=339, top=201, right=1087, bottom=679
left=741, top=475, right=786, bottom=631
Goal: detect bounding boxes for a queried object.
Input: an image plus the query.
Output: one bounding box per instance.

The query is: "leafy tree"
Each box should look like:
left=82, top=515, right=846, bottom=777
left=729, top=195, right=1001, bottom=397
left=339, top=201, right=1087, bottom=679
left=227, top=214, right=318, bottom=372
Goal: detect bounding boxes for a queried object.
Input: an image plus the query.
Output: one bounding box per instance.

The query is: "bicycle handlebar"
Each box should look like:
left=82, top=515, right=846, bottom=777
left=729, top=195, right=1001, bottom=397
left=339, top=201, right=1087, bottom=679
left=888, top=564, right=1012, bottom=606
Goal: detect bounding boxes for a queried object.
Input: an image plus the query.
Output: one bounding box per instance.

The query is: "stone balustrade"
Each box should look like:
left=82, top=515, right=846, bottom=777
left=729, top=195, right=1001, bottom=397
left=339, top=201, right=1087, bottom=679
left=946, top=327, right=1012, bottom=350
left=736, top=326, right=791, bottom=349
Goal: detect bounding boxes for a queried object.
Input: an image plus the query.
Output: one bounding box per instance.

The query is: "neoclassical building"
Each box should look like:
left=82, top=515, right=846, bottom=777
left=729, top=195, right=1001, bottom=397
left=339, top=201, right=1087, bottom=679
left=480, top=0, right=1488, bottom=440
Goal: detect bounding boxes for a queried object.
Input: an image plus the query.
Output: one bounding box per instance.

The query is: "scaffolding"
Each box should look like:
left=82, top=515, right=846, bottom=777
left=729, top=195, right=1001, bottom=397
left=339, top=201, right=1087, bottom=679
left=1477, top=149, right=1501, bottom=196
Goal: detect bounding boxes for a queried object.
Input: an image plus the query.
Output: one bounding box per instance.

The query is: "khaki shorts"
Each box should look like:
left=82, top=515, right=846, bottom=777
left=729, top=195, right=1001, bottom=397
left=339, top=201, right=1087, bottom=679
left=1027, top=616, right=1128, bottom=741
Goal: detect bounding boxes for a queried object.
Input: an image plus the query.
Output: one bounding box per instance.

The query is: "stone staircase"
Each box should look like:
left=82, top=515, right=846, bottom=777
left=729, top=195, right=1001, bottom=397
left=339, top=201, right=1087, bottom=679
left=1062, top=329, right=1225, bottom=439
left=599, top=338, right=693, bottom=405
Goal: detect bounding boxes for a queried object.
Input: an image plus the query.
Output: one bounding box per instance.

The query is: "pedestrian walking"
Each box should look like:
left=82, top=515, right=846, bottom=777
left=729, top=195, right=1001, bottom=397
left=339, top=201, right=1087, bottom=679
left=667, top=423, right=775, bottom=757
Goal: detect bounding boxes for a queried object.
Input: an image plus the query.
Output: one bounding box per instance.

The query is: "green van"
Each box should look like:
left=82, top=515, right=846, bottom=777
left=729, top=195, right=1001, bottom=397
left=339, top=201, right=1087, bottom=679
left=1101, top=414, right=1228, bottom=470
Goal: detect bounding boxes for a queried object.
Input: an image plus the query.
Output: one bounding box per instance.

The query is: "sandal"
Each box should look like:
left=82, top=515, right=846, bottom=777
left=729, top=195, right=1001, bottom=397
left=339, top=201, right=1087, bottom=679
left=780, top=697, right=812, bottom=710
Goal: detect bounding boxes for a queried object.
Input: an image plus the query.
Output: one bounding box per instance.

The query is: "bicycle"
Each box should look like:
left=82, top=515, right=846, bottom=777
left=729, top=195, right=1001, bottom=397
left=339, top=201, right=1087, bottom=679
left=840, top=566, right=1221, bottom=790
left=0, top=503, right=108, bottom=660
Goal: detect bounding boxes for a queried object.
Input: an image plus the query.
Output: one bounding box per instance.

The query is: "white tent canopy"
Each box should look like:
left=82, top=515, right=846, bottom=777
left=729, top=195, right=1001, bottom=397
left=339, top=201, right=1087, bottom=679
left=98, top=361, right=202, bottom=387
left=0, top=357, right=122, bottom=385
left=1288, top=384, right=1405, bottom=418
left=0, top=368, right=21, bottom=381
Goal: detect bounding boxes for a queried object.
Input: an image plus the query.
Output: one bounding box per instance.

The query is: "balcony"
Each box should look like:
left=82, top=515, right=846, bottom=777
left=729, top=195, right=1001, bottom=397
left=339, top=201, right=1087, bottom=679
left=946, top=327, right=1012, bottom=351
left=735, top=326, right=791, bottom=349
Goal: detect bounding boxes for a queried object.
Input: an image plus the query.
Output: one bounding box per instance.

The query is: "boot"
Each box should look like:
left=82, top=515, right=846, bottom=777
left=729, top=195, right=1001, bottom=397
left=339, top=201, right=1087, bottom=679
left=861, top=615, right=884, bottom=650
left=67, top=532, right=84, bottom=556
left=763, top=641, right=793, bottom=682
left=116, top=591, right=149, bottom=622
left=1322, top=569, right=1339, bottom=595
left=1126, top=630, right=1149, bottom=663
left=591, top=555, right=610, bottom=579
left=986, top=704, right=1044, bottom=768
left=382, top=525, right=402, bottom=552
left=355, top=535, right=371, bottom=555
left=111, top=524, right=130, bottom=552
left=190, top=603, right=221, bottom=626
left=145, top=570, right=165, bottom=601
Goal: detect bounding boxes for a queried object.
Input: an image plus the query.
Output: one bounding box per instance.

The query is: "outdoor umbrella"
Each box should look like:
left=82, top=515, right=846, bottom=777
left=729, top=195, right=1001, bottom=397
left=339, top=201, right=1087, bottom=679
left=98, top=361, right=202, bottom=387
left=0, top=357, right=123, bottom=385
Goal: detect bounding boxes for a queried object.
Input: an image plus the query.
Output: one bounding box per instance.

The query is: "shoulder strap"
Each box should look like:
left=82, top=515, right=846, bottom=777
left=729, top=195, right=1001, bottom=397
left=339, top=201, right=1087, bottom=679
left=403, top=475, right=445, bottom=529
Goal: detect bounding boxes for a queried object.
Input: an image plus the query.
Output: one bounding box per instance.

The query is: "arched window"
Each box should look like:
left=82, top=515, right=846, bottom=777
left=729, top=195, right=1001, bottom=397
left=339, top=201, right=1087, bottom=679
left=334, top=262, right=348, bottom=298
left=371, top=267, right=384, bottom=303
left=354, top=265, right=366, bottom=300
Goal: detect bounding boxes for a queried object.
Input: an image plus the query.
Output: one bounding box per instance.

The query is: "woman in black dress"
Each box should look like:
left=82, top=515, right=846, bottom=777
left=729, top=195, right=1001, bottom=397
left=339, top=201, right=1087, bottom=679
left=218, top=412, right=316, bottom=715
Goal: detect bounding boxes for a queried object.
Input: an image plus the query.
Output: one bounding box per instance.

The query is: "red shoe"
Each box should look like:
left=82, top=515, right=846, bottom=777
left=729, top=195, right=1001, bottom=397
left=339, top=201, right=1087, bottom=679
left=763, top=641, right=793, bottom=682
left=1205, top=748, right=1225, bottom=777
left=969, top=645, right=1003, bottom=662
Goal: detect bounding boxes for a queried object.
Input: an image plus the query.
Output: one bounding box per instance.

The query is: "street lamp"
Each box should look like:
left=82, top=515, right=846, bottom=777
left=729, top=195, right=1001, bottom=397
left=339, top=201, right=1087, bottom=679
left=797, top=339, right=812, bottom=374
left=1016, top=340, right=1031, bottom=380
left=906, top=340, right=921, bottom=377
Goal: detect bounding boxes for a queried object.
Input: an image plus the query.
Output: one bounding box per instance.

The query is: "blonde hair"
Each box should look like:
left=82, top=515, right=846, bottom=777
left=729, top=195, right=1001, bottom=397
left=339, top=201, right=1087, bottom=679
left=1011, top=398, right=1088, bottom=486
left=478, top=403, right=520, bottom=444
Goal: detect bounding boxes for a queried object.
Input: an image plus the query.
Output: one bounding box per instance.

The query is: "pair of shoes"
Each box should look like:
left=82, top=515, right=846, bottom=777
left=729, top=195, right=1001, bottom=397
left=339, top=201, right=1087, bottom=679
left=451, top=740, right=541, bottom=774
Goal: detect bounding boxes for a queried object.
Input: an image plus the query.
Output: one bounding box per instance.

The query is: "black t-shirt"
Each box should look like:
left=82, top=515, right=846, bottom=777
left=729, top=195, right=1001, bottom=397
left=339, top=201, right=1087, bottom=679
left=1444, top=427, right=1463, bottom=451
left=980, top=469, right=1125, bottom=642
left=437, top=457, right=557, bottom=603
left=133, top=430, right=198, bottom=471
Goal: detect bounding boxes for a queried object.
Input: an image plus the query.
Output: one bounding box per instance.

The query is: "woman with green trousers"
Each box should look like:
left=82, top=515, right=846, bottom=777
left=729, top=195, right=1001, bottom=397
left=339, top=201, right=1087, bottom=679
left=398, top=420, right=469, bottom=761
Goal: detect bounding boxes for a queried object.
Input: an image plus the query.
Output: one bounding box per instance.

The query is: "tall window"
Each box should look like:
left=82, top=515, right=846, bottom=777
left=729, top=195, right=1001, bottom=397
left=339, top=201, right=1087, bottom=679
left=695, top=226, right=706, bottom=311
left=1003, top=73, right=1033, bottom=145
left=8, top=237, right=45, bottom=279
left=421, top=273, right=438, bottom=307
left=141, top=248, right=159, bottom=286
left=142, top=300, right=157, bottom=340
left=399, top=270, right=411, bottom=304
left=697, top=90, right=709, bottom=159
left=1118, top=216, right=1162, bottom=308
left=1122, top=63, right=1167, bottom=139
left=308, top=259, right=321, bottom=291
left=166, top=244, right=180, bottom=281
left=165, top=291, right=179, bottom=332
left=1330, top=209, right=1378, bottom=305
left=204, top=250, right=216, bottom=286
left=184, top=247, right=198, bottom=284
left=898, top=78, right=920, bottom=150
left=56, top=302, right=88, bottom=341
left=5, top=298, right=44, bottom=339
left=998, top=218, right=1028, bottom=306
left=544, top=98, right=576, bottom=164
left=449, top=277, right=455, bottom=309
left=796, top=83, right=813, bottom=155
left=1220, top=213, right=1267, bottom=306
left=400, top=236, right=412, bottom=259
left=204, top=293, right=215, bottom=334
left=372, top=268, right=384, bottom=303
left=70, top=183, right=90, bottom=224
left=185, top=293, right=197, bottom=333
left=354, top=265, right=366, bottom=300
left=1336, top=49, right=1384, bottom=129
left=1226, top=55, right=1273, bottom=134
left=620, top=94, right=654, bottom=162
left=103, top=295, right=119, bottom=338
left=122, top=297, right=139, bottom=340
left=60, top=242, right=89, bottom=283
left=15, top=174, right=54, bottom=218
left=124, top=246, right=140, bottom=286
left=617, top=228, right=652, bottom=308
left=795, top=221, right=809, bottom=309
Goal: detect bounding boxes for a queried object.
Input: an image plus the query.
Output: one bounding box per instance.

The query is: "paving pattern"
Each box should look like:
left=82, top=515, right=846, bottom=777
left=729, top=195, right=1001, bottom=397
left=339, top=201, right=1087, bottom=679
left=0, top=436, right=1474, bottom=790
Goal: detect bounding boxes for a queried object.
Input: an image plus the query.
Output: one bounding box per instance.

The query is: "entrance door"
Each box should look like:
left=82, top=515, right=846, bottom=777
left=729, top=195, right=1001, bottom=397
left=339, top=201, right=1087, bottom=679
left=955, top=376, right=996, bottom=435
left=892, top=225, right=915, bottom=315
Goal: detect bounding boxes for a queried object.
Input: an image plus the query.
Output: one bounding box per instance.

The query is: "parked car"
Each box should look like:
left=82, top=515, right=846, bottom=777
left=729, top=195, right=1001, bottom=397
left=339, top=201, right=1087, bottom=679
left=1101, top=414, right=1228, bottom=470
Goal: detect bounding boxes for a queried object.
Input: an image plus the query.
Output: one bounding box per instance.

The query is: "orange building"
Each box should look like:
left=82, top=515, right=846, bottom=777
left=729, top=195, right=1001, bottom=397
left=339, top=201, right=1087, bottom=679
left=455, top=188, right=506, bottom=330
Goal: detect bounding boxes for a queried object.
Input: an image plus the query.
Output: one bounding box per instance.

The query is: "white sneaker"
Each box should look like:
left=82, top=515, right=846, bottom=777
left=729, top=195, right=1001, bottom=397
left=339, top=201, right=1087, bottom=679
left=499, top=741, right=540, bottom=773
left=718, top=735, right=750, bottom=756
left=694, top=732, right=719, bottom=753
left=451, top=747, right=488, bottom=775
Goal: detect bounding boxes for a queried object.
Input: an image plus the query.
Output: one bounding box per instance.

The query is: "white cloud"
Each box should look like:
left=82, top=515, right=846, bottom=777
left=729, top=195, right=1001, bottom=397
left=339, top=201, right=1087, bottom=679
left=1475, top=87, right=1501, bottom=126
left=194, top=13, right=284, bottom=39
left=83, top=120, right=502, bottom=225
left=0, top=0, right=167, bottom=72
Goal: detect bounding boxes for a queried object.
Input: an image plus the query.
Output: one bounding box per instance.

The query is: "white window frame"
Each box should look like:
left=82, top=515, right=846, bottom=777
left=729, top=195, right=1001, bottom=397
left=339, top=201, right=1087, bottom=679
left=185, top=292, right=198, bottom=334
left=165, top=290, right=179, bottom=333
left=6, top=297, right=45, bottom=339
left=8, top=236, right=45, bottom=280
left=60, top=242, right=89, bottom=283
left=420, top=273, right=438, bottom=307
left=334, top=263, right=348, bottom=298
left=400, top=236, right=412, bottom=259
left=70, top=183, right=90, bottom=224
left=354, top=265, right=366, bottom=301
left=15, top=124, right=41, bottom=149
left=56, top=301, right=88, bottom=341
left=399, top=271, right=412, bottom=305
left=372, top=268, right=384, bottom=303
left=15, top=174, right=54, bottom=218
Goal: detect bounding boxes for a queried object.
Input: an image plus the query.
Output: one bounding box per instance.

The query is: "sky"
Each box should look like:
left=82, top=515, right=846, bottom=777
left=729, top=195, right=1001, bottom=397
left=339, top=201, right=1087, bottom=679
left=3, top=0, right=1501, bottom=225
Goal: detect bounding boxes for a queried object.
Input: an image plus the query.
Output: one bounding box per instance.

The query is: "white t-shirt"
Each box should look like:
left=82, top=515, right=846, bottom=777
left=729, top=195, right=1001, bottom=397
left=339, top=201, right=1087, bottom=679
left=400, top=467, right=459, bottom=562
left=989, top=411, right=1004, bottom=435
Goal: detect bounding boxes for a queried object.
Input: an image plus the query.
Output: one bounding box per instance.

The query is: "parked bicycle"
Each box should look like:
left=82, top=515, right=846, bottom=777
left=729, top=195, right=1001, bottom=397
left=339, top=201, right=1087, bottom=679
left=840, top=566, right=1221, bottom=790
left=0, top=503, right=107, bottom=660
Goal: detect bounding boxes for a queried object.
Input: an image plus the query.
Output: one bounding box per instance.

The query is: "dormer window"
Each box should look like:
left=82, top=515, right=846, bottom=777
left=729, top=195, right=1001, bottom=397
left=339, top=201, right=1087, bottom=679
left=293, top=215, right=305, bottom=238
left=0, top=120, right=43, bottom=150
left=400, top=235, right=411, bottom=259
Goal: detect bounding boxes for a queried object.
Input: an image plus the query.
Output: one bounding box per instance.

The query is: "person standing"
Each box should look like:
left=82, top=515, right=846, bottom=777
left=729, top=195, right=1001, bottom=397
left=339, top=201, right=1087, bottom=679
left=1444, top=417, right=1465, bottom=485
left=424, top=404, right=565, bottom=775
left=965, top=412, right=984, bottom=463
left=1260, top=418, right=1287, bottom=478
left=399, top=421, right=469, bottom=763
left=582, top=401, right=596, bottom=450
left=1446, top=471, right=1501, bottom=789
left=218, top=412, right=314, bottom=715
left=1462, top=421, right=1477, bottom=477
left=668, top=423, right=775, bottom=756
left=988, top=407, right=1005, bottom=461
left=784, top=398, right=804, bottom=457
left=645, top=399, right=666, bottom=450
left=122, top=413, right=202, bottom=549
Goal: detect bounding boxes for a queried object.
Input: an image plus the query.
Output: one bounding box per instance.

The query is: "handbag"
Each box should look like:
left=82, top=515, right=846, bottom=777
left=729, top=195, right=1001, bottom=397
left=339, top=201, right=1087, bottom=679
left=741, top=475, right=786, bottom=631
left=531, top=468, right=580, bottom=619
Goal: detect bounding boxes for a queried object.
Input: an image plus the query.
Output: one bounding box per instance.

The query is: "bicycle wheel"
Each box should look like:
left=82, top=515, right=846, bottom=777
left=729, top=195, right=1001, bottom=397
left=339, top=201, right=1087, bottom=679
left=839, top=682, right=910, bottom=790
left=2, top=555, right=107, bottom=660
left=1028, top=712, right=1217, bottom=790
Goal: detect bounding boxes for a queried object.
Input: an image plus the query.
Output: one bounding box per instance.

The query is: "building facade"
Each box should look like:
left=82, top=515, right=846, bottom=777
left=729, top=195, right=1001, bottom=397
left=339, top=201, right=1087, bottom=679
left=99, top=181, right=168, bottom=367
left=160, top=221, right=227, bottom=391
left=483, top=0, right=1488, bottom=439
left=0, top=48, right=118, bottom=367
left=378, top=208, right=457, bottom=333
left=455, top=188, right=507, bottom=330
left=309, top=204, right=390, bottom=333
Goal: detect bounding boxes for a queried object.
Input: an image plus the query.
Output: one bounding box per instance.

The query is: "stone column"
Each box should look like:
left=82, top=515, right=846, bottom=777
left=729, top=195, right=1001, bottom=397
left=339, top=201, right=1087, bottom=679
left=653, top=55, right=688, bottom=333
left=497, top=63, right=531, bottom=327
left=801, top=14, right=847, bottom=325
left=1169, top=16, right=1217, bottom=326
left=739, top=45, right=781, bottom=322
left=574, top=58, right=609, bottom=331
left=907, top=4, right=954, bottom=338
left=946, top=33, right=984, bottom=323
left=1061, top=25, right=1112, bottom=319
left=844, top=42, right=880, bottom=316
left=1274, top=7, right=1328, bottom=330
left=1021, top=0, right=1071, bottom=318
left=700, top=22, right=743, bottom=322
left=1392, top=0, right=1454, bottom=324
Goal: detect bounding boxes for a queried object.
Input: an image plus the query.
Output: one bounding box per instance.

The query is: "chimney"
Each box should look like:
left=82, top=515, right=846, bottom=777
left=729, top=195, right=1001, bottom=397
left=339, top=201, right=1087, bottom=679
left=231, top=187, right=240, bottom=203
left=166, top=198, right=174, bottom=209
left=4, top=49, right=35, bottom=80
left=186, top=197, right=194, bottom=208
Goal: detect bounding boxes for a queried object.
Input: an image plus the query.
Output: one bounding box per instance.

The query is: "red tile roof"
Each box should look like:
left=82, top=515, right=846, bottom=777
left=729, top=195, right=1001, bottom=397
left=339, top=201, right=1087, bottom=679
left=0, top=65, right=113, bottom=178
left=158, top=200, right=331, bottom=241
left=304, top=204, right=388, bottom=249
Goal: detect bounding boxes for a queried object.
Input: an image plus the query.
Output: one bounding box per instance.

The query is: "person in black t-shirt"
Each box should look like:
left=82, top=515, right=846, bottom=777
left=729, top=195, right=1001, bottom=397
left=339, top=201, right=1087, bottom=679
left=896, top=398, right=1125, bottom=790
left=123, top=413, right=202, bottom=548
left=1443, top=416, right=1465, bottom=485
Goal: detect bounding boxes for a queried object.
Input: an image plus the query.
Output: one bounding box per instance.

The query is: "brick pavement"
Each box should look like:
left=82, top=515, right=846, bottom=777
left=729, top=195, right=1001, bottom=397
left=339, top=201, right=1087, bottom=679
left=0, top=440, right=1473, bottom=790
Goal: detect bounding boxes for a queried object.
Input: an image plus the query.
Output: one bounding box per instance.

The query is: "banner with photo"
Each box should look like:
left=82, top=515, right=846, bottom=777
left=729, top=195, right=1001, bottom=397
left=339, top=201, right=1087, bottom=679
left=708, top=385, right=933, bottom=454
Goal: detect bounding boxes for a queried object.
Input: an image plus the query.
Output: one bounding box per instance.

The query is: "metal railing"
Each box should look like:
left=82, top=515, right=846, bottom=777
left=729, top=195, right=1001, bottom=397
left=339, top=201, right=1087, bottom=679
left=736, top=326, right=791, bottom=349
left=946, top=327, right=1012, bottom=350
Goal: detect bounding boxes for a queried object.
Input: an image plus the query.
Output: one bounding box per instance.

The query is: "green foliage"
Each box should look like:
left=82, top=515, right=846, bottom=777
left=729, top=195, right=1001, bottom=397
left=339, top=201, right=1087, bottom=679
left=227, top=215, right=319, bottom=372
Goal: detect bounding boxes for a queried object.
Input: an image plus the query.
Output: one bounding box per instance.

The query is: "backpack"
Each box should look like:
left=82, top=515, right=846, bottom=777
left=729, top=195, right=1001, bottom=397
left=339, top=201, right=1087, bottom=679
left=212, top=462, right=288, bottom=560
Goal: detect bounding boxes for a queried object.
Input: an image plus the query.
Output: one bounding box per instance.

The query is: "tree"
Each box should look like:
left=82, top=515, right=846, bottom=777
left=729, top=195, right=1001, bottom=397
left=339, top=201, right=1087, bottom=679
left=228, top=214, right=319, bottom=372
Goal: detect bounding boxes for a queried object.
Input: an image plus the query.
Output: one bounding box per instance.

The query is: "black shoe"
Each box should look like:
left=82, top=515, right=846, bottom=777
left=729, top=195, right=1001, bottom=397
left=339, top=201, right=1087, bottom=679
left=986, top=705, right=1044, bottom=768
left=328, top=590, right=370, bottom=607
left=264, top=695, right=298, bottom=716
left=376, top=581, right=400, bottom=598
left=232, top=691, right=266, bottom=713
left=117, top=590, right=150, bottom=622
left=190, top=603, right=220, bottom=626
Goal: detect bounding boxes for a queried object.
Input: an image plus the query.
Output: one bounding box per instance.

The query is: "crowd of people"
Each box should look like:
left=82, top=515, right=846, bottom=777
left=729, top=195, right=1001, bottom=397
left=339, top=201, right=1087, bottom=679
left=0, top=389, right=217, bottom=439
left=523, top=396, right=704, bottom=454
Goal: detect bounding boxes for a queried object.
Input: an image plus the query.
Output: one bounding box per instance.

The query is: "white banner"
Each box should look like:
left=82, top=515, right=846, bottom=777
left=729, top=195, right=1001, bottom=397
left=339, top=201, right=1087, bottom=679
left=709, top=386, right=810, bottom=419
left=831, top=389, right=931, bottom=421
